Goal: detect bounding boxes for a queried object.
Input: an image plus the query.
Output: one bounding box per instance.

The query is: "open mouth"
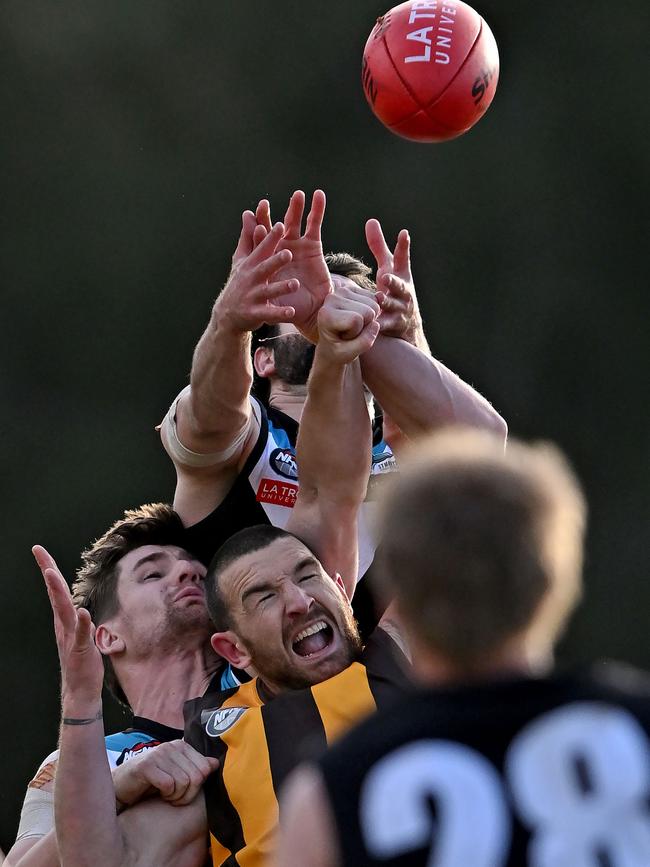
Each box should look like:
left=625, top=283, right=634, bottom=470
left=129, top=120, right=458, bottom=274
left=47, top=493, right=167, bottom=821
left=292, top=620, right=334, bottom=658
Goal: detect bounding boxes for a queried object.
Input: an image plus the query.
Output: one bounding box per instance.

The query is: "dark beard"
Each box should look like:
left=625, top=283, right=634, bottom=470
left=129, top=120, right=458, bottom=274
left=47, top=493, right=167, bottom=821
left=249, top=608, right=364, bottom=693
left=272, top=335, right=316, bottom=385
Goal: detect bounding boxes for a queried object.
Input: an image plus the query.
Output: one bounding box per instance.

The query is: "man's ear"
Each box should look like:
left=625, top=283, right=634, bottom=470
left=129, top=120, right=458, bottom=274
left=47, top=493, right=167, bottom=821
left=253, top=346, right=276, bottom=379
left=333, top=572, right=350, bottom=602
left=211, top=631, right=253, bottom=670
left=95, top=623, right=126, bottom=658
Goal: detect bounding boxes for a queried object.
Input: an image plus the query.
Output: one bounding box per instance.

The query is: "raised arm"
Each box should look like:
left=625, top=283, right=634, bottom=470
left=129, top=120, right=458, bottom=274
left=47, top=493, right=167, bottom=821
left=160, top=215, right=299, bottom=526
left=361, top=335, right=507, bottom=441
left=32, top=546, right=207, bottom=867
left=362, top=219, right=507, bottom=442
left=287, top=288, right=380, bottom=596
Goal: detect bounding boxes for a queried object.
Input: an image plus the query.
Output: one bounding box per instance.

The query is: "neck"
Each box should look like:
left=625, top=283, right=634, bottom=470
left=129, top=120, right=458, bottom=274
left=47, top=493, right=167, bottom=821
left=116, top=641, right=221, bottom=729
left=268, top=383, right=307, bottom=422
left=411, top=636, right=553, bottom=687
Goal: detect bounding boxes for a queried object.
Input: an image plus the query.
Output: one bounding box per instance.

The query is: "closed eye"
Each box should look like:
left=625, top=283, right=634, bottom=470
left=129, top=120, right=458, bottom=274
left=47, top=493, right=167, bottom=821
left=257, top=591, right=275, bottom=605
left=143, top=572, right=162, bottom=581
left=298, top=574, right=318, bottom=583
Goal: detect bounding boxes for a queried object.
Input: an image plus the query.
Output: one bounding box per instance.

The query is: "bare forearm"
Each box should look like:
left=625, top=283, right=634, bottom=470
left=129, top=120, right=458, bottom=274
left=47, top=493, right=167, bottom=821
left=361, top=335, right=507, bottom=441
left=55, top=701, right=125, bottom=867
left=292, top=354, right=370, bottom=589
left=299, top=355, right=371, bottom=507
left=5, top=832, right=58, bottom=867
left=179, top=312, right=254, bottom=450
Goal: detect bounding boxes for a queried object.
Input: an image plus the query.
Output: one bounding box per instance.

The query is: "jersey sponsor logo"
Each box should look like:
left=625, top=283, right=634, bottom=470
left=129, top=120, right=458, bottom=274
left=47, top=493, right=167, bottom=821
left=269, top=447, right=298, bottom=480
left=257, top=478, right=298, bottom=508
left=29, top=760, right=57, bottom=789
left=117, top=740, right=162, bottom=766
left=371, top=446, right=397, bottom=475
left=203, top=706, right=248, bottom=737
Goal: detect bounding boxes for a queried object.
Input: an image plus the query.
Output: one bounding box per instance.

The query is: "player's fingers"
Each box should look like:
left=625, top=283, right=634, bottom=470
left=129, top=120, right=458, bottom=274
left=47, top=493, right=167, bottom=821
left=251, top=247, right=292, bottom=280
left=264, top=278, right=300, bottom=300
left=393, top=228, right=411, bottom=275
left=255, top=199, right=272, bottom=232
left=162, top=747, right=208, bottom=797
left=331, top=279, right=379, bottom=307
left=174, top=742, right=220, bottom=780
left=253, top=303, right=296, bottom=324
left=32, top=545, right=58, bottom=575
left=282, top=190, right=306, bottom=240
left=42, top=567, right=77, bottom=633
left=320, top=307, right=365, bottom=340
left=146, top=766, right=177, bottom=799
left=329, top=291, right=381, bottom=323
left=365, top=218, right=392, bottom=268
left=232, top=210, right=256, bottom=262
left=355, top=319, right=381, bottom=354
left=380, top=274, right=411, bottom=300
left=248, top=222, right=284, bottom=264
left=73, top=607, right=95, bottom=650
left=304, top=189, right=326, bottom=240
left=252, top=224, right=268, bottom=249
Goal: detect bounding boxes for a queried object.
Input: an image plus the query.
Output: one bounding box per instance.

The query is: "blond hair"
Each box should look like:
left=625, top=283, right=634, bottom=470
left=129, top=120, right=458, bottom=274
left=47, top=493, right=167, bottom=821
left=374, top=429, right=586, bottom=669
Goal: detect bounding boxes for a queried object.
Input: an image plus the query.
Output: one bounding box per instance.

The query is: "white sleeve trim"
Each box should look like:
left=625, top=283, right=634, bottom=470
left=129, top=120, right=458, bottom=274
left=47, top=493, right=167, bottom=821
left=161, top=386, right=261, bottom=468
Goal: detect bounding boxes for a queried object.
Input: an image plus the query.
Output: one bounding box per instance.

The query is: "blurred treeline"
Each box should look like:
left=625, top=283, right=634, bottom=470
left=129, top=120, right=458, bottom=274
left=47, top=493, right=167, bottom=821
left=1, top=0, right=648, bottom=847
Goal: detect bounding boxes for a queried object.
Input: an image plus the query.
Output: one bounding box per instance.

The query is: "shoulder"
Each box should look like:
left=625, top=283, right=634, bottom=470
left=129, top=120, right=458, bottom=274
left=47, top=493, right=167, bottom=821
left=360, top=626, right=412, bottom=684
left=184, top=680, right=261, bottom=751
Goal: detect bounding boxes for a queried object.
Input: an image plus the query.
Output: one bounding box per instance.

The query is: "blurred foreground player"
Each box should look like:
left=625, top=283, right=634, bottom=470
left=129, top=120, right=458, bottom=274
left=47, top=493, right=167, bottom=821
left=279, top=430, right=650, bottom=867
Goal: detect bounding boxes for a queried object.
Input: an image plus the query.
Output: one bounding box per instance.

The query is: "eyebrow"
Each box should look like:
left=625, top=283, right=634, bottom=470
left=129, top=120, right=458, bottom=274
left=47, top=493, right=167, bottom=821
left=240, top=556, right=322, bottom=604
left=241, top=581, right=276, bottom=605
left=132, top=551, right=167, bottom=572
left=294, top=556, right=320, bottom=574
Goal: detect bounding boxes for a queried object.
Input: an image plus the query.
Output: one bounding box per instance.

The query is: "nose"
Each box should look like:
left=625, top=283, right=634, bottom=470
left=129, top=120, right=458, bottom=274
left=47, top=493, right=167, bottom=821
left=172, top=558, right=204, bottom=586
left=284, top=583, right=313, bottom=618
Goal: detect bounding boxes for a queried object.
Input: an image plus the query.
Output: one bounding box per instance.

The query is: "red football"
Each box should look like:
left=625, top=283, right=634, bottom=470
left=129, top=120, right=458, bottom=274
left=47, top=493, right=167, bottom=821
left=362, top=0, right=499, bottom=142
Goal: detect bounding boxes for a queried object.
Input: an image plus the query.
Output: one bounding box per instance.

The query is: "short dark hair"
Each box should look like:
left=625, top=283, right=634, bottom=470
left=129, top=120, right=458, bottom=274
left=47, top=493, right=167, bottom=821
left=72, top=503, right=187, bottom=707
left=206, top=525, right=297, bottom=630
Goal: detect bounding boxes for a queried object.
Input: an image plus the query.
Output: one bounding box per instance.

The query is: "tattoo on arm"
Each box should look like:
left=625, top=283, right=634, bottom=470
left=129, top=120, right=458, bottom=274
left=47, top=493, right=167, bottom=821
left=61, top=709, right=103, bottom=726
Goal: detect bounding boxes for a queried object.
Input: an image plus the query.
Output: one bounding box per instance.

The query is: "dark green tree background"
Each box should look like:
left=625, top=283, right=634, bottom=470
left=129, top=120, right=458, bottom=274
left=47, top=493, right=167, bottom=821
left=1, top=0, right=647, bottom=847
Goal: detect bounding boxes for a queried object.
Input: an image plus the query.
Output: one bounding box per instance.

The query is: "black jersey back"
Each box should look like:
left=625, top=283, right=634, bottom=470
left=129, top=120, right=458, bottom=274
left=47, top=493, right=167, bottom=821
left=317, top=663, right=650, bottom=867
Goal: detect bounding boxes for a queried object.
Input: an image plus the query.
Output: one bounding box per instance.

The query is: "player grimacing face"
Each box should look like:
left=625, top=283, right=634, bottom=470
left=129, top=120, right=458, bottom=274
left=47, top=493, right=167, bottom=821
left=216, top=536, right=362, bottom=695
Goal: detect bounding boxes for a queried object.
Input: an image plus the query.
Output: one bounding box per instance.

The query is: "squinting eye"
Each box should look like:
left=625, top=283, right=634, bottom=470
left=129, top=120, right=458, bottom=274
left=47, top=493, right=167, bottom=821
left=258, top=593, right=275, bottom=606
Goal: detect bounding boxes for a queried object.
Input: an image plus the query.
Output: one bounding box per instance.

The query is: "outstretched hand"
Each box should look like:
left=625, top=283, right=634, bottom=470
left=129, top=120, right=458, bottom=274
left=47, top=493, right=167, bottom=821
left=256, top=190, right=333, bottom=343
left=365, top=218, right=421, bottom=343
left=33, top=545, right=104, bottom=705
left=218, top=217, right=299, bottom=334
left=316, top=280, right=381, bottom=365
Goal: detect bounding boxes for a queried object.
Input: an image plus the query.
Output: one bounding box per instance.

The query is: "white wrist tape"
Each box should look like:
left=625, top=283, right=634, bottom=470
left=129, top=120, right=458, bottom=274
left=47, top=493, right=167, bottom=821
left=16, top=787, right=55, bottom=840
left=161, top=386, right=261, bottom=468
